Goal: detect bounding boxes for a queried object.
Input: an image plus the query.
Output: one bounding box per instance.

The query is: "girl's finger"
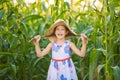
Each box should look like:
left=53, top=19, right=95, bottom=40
left=80, top=34, right=88, bottom=44
left=80, top=34, right=86, bottom=39
left=29, top=38, right=36, bottom=43
left=29, top=35, right=41, bottom=43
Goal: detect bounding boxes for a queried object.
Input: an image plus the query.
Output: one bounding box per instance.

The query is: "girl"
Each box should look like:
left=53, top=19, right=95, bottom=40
left=30, top=19, right=88, bottom=80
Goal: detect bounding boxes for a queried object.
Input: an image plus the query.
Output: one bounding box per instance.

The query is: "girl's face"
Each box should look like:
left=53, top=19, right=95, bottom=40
left=55, top=26, right=68, bottom=40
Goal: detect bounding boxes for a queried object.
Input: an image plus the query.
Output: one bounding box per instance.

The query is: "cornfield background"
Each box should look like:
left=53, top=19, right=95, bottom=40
left=0, top=0, right=120, bottom=80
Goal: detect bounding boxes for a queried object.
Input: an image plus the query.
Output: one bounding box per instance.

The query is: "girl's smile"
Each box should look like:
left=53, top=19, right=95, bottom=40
left=57, top=34, right=63, bottom=36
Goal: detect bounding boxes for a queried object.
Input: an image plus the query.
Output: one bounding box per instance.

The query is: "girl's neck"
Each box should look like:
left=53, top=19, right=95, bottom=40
left=56, top=38, right=66, bottom=45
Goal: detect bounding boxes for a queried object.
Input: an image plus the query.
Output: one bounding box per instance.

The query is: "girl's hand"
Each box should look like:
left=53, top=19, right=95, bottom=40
left=80, top=34, right=88, bottom=45
left=29, top=35, right=41, bottom=45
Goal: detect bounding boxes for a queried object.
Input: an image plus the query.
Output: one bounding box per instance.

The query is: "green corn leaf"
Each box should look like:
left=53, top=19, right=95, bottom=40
left=33, top=57, right=43, bottom=67
left=22, top=15, right=43, bottom=22
left=10, top=64, right=17, bottom=76
left=112, top=66, right=120, bottom=80
left=0, top=52, right=11, bottom=55
left=89, top=49, right=99, bottom=80
left=0, top=9, right=4, bottom=20
left=82, top=27, right=94, bottom=35
left=0, top=67, right=9, bottom=76
left=97, top=64, right=105, bottom=74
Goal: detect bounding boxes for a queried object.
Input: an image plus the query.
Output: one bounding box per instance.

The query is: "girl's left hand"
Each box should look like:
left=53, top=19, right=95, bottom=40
left=29, top=35, right=41, bottom=45
left=80, top=34, right=88, bottom=45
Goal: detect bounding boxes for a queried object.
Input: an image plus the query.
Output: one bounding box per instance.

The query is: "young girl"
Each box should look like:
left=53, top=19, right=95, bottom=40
left=30, top=19, right=88, bottom=80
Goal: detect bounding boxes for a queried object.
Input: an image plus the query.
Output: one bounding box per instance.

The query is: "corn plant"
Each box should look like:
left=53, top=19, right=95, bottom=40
left=0, top=0, right=120, bottom=80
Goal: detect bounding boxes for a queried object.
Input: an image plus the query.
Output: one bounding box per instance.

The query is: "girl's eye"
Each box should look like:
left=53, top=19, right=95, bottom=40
left=56, top=28, right=59, bottom=30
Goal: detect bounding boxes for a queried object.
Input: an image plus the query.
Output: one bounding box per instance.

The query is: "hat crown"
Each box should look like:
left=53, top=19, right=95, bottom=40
left=54, top=19, right=65, bottom=24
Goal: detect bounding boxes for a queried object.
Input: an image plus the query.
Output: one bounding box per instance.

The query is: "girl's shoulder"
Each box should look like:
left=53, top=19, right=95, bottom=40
left=65, top=40, right=74, bottom=46
left=63, top=40, right=70, bottom=45
left=47, top=41, right=53, bottom=47
left=65, top=40, right=71, bottom=43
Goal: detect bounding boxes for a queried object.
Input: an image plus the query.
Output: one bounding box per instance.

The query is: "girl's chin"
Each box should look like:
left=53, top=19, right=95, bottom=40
left=56, top=37, right=65, bottom=39
left=56, top=35, right=66, bottom=39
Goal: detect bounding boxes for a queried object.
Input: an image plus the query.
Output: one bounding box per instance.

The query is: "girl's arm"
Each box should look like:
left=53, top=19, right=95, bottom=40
left=70, top=34, right=88, bottom=57
left=35, top=42, right=52, bottom=57
left=33, top=35, right=52, bottom=57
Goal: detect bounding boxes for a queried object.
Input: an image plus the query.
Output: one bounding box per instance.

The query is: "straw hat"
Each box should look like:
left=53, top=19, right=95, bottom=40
left=44, top=19, right=77, bottom=41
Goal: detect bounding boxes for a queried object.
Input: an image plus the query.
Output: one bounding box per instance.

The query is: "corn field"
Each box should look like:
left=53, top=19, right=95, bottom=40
left=0, top=0, right=120, bottom=80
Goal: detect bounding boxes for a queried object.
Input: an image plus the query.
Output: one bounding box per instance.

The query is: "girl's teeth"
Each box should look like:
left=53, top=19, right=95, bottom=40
left=58, top=34, right=62, bottom=36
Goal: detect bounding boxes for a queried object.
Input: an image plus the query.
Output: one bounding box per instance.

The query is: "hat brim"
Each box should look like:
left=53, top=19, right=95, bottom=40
left=44, top=19, right=76, bottom=41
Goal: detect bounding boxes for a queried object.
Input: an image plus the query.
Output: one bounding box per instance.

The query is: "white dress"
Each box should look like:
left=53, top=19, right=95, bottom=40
left=47, top=40, right=78, bottom=80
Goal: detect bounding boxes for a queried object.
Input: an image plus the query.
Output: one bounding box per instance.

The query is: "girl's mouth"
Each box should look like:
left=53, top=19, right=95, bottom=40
left=57, top=34, right=63, bottom=36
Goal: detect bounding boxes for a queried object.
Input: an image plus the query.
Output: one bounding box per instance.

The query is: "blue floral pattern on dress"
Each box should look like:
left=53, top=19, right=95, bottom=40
left=60, top=74, right=67, bottom=80
left=64, top=45, right=71, bottom=56
left=54, top=61, right=59, bottom=70
left=67, top=59, right=72, bottom=68
left=52, top=44, right=61, bottom=52
left=62, top=61, right=66, bottom=65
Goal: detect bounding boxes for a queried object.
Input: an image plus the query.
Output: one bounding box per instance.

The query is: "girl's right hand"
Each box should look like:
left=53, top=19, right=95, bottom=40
left=34, top=35, right=41, bottom=42
left=80, top=34, right=88, bottom=45
left=29, top=35, right=41, bottom=45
